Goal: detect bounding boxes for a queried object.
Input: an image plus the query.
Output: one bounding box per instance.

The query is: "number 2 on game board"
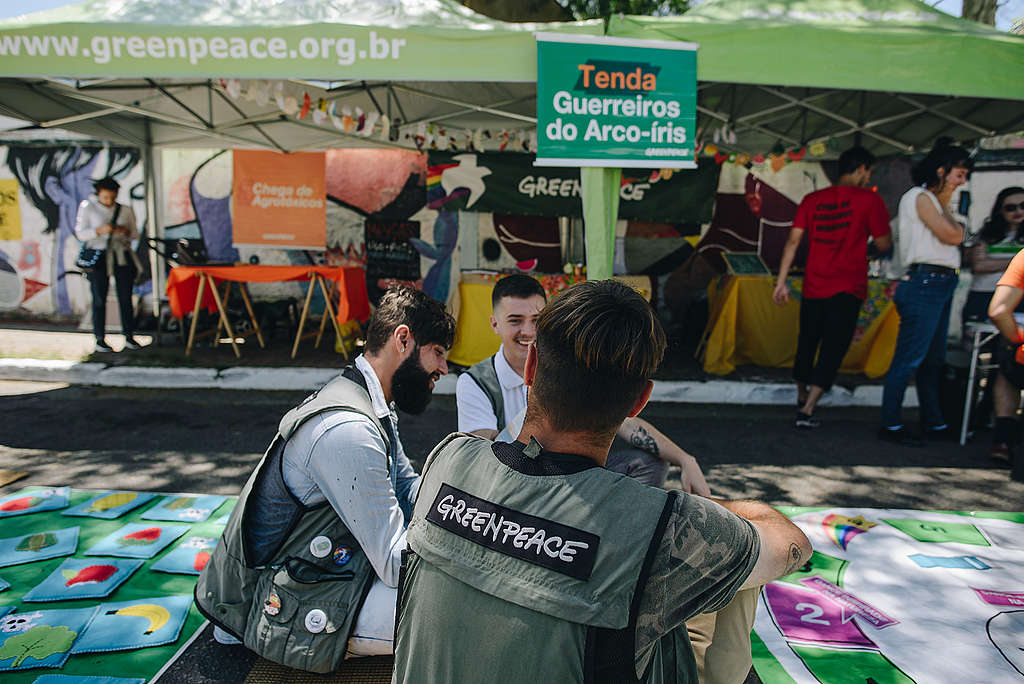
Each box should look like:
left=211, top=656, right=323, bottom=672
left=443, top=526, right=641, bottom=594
left=795, top=602, right=830, bottom=625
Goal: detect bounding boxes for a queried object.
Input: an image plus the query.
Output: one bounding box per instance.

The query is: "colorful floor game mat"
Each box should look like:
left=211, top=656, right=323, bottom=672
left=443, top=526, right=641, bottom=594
left=0, top=487, right=235, bottom=683
left=752, top=507, right=1024, bottom=683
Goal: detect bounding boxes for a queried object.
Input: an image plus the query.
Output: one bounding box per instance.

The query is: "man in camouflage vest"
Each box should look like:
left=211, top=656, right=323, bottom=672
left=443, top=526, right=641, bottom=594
left=395, top=280, right=811, bottom=683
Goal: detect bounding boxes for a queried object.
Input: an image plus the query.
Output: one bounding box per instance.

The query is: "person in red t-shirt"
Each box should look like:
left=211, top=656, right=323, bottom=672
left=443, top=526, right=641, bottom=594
left=987, top=247, right=1024, bottom=481
left=773, top=147, right=892, bottom=428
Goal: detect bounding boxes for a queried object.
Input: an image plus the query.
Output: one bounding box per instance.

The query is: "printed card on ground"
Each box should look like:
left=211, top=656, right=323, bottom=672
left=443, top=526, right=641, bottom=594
left=0, top=488, right=70, bottom=518
left=84, top=524, right=188, bottom=560
left=0, top=527, right=79, bottom=568
left=141, top=494, right=227, bottom=523
left=22, top=558, right=144, bottom=602
left=0, top=607, right=99, bottom=671
left=31, top=676, right=147, bottom=684
left=70, top=595, right=192, bottom=653
left=62, top=492, right=156, bottom=520
left=150, top=536, right=218, bottom=575
left=31, top=677, right=147, bottom=684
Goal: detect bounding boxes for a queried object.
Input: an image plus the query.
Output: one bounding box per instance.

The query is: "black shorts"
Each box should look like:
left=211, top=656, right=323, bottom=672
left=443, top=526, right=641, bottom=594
left=997, top=341, right=1024, bottom=389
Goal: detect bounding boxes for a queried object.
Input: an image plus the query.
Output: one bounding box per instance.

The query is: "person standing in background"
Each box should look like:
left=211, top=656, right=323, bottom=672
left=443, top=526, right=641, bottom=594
left=986, top=248, right=1024, bottom=482
left=73, top=176, right=140, bottom=353
left=879, top=138, right=971, bottom=446
left=966, top=187, right=1024, bottom=462
left=773, top=146, right=891, bottom=428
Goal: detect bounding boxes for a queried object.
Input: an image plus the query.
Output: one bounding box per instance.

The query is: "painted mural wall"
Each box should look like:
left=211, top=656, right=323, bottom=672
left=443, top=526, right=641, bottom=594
left=0, top=143, right=144, bottom=320
left=4, top=141, right=1022, bottom=327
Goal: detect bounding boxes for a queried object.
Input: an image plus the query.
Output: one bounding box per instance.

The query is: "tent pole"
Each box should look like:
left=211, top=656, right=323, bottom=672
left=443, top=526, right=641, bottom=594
left=142, top=121, right=162, bottom=323
left=580, top=167, right=622, bottom=282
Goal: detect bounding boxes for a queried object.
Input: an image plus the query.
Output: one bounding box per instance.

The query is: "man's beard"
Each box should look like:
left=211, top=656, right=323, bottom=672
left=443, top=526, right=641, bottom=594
left=391, top=349, right=435, bottom=415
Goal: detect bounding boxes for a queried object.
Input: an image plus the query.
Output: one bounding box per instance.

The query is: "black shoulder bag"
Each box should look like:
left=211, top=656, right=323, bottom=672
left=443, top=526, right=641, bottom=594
left=76, top=204, right=121, bottom=273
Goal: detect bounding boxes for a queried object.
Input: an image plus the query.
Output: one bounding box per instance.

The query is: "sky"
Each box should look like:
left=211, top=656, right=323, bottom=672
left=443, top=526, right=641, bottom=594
left=0, top=0, right=1023, bottom=28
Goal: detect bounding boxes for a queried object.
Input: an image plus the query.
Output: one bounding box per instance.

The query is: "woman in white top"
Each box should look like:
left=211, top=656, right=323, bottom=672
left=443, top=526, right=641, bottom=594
left=880, top=138, right=970, bottom=445
left=73, top=177, right=140, bottom=353
left=966, top=187, right=1024, bottom=462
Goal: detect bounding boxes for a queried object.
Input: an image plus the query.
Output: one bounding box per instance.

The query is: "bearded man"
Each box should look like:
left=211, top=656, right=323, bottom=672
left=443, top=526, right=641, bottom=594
left=196, top=286, right=455, bottom=673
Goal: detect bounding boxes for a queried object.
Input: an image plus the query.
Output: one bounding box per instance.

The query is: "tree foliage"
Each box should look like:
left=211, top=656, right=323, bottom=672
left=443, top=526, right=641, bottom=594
left=560, top=0, right=690, bottom=19
left=961, top=0, right=997, bottom=26
left=460, top=0, right=689, bottom=22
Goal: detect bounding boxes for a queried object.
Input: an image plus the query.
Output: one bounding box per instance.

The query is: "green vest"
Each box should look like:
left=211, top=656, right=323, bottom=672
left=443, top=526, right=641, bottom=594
left=466, top=354, right=505, bottom=431
left=394, top=434, right=695, bottom=684
left=195, top=371, right=390, bottom=673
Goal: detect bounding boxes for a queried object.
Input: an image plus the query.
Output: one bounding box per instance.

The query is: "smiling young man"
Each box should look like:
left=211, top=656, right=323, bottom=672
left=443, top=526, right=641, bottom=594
left=456, top=275, right=709, bottom=492
left=196, top=287, right=455, bottom=673
left=395, top=280, right=811, bottom=684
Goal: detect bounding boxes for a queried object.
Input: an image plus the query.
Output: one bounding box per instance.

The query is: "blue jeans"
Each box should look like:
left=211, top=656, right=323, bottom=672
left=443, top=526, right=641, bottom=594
left=881, top=270, right=958, bottom=429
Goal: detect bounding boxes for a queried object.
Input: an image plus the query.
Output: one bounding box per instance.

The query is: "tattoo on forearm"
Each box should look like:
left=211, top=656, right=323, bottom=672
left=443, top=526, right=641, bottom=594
left=784, top=543, right=803, bottom=575
left=629, top=425, right=659, bottom=458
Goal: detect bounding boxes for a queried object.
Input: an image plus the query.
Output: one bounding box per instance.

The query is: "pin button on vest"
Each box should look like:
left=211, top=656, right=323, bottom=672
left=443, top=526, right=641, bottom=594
left=305, top=609, right=327, bottom=633
left=310, top=536, right=332, bottom=558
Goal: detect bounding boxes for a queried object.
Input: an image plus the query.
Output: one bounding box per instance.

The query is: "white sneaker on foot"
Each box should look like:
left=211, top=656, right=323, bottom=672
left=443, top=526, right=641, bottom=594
left=94, top=340, right=114, bottom=353
left=213, top=626, right=242, bottom=645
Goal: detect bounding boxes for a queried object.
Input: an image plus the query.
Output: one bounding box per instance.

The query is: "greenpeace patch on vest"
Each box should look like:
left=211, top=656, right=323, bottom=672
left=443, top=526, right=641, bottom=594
left=426, top=483, right=599, bottom=581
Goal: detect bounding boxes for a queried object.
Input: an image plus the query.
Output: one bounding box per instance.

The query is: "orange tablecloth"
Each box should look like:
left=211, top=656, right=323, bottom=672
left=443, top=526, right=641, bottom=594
left=166, top=265, right=370, bottom=323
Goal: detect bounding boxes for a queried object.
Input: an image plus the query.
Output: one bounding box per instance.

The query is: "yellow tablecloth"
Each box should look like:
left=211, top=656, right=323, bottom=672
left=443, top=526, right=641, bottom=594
left=702, top=275, right=900, bottom=378
left=448, top=272, right=651, bottom=367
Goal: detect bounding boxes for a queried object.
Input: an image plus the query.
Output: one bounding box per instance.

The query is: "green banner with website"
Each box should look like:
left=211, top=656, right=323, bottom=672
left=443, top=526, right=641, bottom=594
left=535, top=33, right=697, bottom=169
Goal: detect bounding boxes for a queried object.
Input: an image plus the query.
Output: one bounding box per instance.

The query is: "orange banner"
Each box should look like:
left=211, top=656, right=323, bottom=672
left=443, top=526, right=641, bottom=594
left=232, top=150, right=326, bottom=249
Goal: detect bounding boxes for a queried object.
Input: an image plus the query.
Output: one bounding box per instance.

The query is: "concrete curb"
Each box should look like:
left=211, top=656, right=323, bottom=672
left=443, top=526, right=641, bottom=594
left=0, top=358, right=914, bottom=407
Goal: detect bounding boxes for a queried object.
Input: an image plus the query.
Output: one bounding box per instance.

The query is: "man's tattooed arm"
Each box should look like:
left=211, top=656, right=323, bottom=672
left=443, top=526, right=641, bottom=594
left=628, top=423, right=659, bottom=458
left=784, top=542, right=803, bottom=576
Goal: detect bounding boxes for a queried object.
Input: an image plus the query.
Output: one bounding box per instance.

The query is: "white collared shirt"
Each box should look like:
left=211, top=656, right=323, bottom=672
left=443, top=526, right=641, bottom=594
left=455, top=345, right=528, bottom=433
left=281, top=354, right=419, bottom=588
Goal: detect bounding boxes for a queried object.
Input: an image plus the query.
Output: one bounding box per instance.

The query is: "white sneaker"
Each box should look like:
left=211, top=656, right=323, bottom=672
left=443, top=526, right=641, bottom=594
left=213, top=626, right=242, bottom=645
left=124, top=337, right=143, bottom=351
left=94, top=340, right=114, bottom=353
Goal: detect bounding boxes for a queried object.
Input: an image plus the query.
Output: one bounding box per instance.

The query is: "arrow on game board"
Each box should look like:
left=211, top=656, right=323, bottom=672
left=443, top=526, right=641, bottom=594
left=800, top=576, right=899, bottom=629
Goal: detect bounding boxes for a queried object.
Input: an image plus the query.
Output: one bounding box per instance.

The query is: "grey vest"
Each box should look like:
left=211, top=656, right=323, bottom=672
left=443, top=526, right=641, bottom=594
left=195, top=369, right=394, bottom=673
left=394, top=434, right=692, bottom=684
left=466, top=354, right=505, bottom=431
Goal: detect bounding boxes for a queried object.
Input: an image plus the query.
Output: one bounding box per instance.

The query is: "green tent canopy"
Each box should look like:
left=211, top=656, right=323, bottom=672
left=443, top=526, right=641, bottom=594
left=608, top=0, right=1024, bottom=157
left=0, top=0, right=601, bottom=150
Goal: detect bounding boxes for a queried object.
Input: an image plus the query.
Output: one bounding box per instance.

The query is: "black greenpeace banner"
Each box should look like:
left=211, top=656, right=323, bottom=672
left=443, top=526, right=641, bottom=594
left=427, top=151, right=719, bottom=222
left=426, top=483, right=600, bottom=581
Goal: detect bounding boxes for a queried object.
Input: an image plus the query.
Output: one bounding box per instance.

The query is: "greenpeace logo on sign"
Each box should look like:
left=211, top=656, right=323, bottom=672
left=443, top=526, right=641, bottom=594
left=574, top=60, right=661, bottom=94
left=426, top=483, right=600, bottom=580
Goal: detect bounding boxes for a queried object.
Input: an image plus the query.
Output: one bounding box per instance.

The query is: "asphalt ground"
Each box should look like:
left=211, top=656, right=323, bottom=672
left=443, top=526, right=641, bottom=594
left=2, top=380, right=1022, bottom=683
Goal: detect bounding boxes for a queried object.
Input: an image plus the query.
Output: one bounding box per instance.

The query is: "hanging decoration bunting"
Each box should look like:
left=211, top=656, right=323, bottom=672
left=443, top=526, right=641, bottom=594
left=362, top=111, right=380, bottom=137
left=809, top=141, right=827, bottom=157
left=297, top=92, right=311, bottom=119
left=312, top=99, right=327, bottom=125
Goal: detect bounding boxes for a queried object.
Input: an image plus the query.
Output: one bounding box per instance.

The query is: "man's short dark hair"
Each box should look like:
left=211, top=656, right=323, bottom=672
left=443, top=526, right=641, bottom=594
left=837, top=146, right=876, bottom=177
left=93, top=176, right=120, bottom=193
left=364, top=286, right=455, bottom=354
left=528, top=280, right=666, bottom=436
left=492, top=274, right=546, bottom=309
